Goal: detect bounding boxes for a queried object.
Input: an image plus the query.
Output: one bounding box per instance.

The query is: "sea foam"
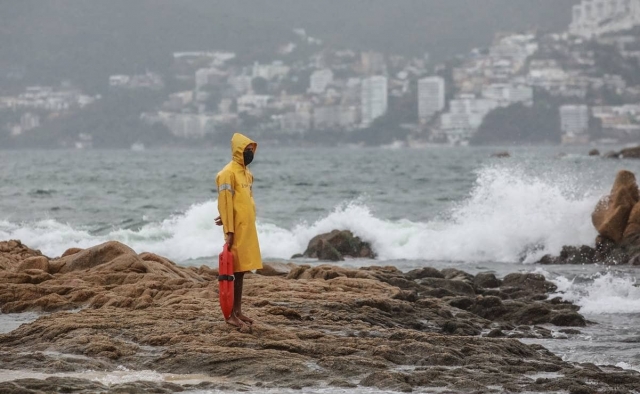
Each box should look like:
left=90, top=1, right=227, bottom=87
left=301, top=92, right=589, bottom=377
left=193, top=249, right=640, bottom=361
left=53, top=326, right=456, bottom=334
left=0, top=166, right=601, bottom=263
left=553, top=272, right=640, bottom=315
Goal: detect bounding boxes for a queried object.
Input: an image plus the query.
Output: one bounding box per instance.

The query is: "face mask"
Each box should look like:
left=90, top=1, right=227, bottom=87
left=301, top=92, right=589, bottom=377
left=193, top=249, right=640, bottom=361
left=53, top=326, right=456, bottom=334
left=243, top=150, right=254, bottom=166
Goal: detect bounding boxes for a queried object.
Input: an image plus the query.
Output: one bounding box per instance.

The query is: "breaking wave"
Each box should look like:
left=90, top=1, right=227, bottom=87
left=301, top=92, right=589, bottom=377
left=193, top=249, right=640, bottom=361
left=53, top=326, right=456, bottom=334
left=0, top=166, right=601, bottom=263
left=553, top=272, right=640, bottom=315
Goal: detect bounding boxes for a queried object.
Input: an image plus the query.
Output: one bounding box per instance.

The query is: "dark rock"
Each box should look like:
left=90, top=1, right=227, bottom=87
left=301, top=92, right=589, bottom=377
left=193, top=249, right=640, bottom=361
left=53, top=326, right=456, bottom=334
left=440, top=268, right=475, bottom=284
left=420, top=352, right=463, bottom=366
left=405, top=267, right=444, bottom=280
left=423, top=288, right=456, bottom=298
left=511, top=303, right=552, bottom=325
left=588, top=149, right=600, bottom=156
left=441, top=320, right=481, bottom=336
left=550, top=312, right=586, bottom=327
left=491, top=151, right=511, bottom=158
left=502, top=273, right=557, bottom=293
left=447, top=296, right=475, bottom=310
left=560, top=245, right=596, bottom=264
left=420, top=278, right=475, bottom=296
left=537, top=254, right=560, bottom=265
left=486, top=328, right=506, bottom=337
left=559, top=329, right=582, bottom=335
left=470, top=296, right=508, bottom=320
left=568, top=384, right=595, bottom=394
left=317, top=240, right=343, bottom=261
left=302, top=230, right=375, bottom=260
left=619, top=146, right=640, bottom=159
left=474, top=272, right=501, bottom=288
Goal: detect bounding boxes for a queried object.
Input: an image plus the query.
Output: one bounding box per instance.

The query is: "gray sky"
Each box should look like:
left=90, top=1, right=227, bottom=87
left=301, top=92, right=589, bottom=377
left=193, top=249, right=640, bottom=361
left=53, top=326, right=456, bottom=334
left=1, top=0, right=579, bottom=89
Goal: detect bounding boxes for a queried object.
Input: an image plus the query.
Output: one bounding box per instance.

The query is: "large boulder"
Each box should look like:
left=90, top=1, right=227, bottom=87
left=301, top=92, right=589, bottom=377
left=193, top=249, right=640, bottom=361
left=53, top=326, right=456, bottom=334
left=502, top=273, right=557, bottom=294
left=619, top=146, right=640, bottom=159
left=0, top=240, right=44, bottom=270
left=592, top=170, right=639, bottom=243
left=54, top=241, right=139, bottom=273
left=302, top=230, right=375, bottom=261
left=623, top=202, right=640, bottom=240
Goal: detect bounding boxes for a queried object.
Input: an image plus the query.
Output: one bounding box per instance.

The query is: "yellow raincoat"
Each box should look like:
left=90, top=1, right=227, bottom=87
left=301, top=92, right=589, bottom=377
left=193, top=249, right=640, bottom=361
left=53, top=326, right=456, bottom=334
left=216, top=133, right=263, bottom=272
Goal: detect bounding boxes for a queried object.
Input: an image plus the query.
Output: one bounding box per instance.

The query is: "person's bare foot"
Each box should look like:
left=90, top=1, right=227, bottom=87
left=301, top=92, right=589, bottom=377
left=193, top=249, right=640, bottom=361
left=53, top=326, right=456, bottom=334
left=236, top=313, right=254, bottom=326
left=225, top=315, right=247, bottom=329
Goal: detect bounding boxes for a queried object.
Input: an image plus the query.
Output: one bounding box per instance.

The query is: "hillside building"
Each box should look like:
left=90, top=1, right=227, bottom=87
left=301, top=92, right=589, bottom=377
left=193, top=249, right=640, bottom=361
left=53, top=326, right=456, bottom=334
left=361, top=76, right=388, bottom=127
left=570, top=0, right=640, bottom=37
left=560, top=105, right=590, bottom=144
left=418, top=76, right=445, bottom=122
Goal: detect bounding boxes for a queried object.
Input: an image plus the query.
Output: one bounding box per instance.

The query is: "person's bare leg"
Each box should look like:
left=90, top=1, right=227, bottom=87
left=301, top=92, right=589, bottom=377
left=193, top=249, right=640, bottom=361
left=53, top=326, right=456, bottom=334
left=233, top=272, right=254, bottom=325
left=225, top=274, right=245, bottom=328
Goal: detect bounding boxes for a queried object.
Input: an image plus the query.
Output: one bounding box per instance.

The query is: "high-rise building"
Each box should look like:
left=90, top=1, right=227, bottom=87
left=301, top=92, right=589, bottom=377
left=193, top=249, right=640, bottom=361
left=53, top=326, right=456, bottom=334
left=560, top=105, right=590, bottom=142
left=361, top=76, right=388, bottom=127
left=418, top=77, right=445, bottom=121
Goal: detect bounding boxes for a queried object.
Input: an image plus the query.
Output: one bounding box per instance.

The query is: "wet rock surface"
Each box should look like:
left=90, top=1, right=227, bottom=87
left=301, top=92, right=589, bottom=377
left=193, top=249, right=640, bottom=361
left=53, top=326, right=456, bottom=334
left=1, top=240, right=640, bottom=393
left=538, top=170, right=640, bottom=265
left=605, top=145, right=640, bottom=159
left=299, top=230, right=376, bottom=261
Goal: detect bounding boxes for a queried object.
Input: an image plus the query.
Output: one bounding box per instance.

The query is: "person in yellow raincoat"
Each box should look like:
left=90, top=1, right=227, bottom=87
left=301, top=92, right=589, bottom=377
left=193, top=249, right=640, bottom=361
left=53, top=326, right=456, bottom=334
left=215, top=133, right=262, bottom=328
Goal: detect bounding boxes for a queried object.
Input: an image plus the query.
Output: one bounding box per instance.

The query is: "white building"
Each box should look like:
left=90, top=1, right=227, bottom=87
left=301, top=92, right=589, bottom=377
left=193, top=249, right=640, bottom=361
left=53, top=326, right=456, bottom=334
left=440, top=95, right=500, bottom=143
left=482, top=83, right=533, bottom=106
left=237, top=94, right=272, bottom=113
left=560, top=105, right=590, bottom=143
left=228, top=75, right=253, bottom=94
left=195, top=68, right=225, bottom=90
left=418, top=76, right=445, bottom=121
left=570, top=0, right=640, bottom=37
left=252, top=61, right=290, bottom=80
left=361, top=76, right=388, bottom=127
left=309, top=69, right=334, bottom=94
left=157, top=112, right=215, bottom=138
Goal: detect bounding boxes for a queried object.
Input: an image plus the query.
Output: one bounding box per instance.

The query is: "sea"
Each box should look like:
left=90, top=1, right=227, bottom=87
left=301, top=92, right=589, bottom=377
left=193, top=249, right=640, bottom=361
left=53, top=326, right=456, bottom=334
left=1, top=145, right=640, bottom=392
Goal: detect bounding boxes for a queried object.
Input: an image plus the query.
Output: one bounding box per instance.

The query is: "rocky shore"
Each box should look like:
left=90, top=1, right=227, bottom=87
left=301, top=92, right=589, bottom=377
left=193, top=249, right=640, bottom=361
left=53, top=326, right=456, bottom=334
left=538, top=169, right=640, bottom=265
left=1, top=239, right=640, bottom=393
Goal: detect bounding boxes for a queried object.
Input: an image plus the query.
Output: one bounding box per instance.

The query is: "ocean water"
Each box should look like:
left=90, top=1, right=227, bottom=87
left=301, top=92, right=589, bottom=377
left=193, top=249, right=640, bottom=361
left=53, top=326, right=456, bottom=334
left=2, top=145, right=640, bottom=388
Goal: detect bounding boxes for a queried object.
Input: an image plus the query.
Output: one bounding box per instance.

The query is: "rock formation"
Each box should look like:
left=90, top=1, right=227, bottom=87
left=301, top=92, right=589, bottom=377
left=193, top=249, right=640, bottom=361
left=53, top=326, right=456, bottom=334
left=602, top=145, right=640, bottom=159
left=540, top=170, right=640, bottom=265
left=298, top=230, right=375, bottom=261
left=592, top=170, right=639, bottom=244
left=1, top=240, right=640, bottom=393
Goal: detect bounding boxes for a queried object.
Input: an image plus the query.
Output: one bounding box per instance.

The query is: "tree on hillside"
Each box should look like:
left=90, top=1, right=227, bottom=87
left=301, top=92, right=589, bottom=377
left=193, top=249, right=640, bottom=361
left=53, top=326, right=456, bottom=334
left=471, top=102, right=561, bottom=145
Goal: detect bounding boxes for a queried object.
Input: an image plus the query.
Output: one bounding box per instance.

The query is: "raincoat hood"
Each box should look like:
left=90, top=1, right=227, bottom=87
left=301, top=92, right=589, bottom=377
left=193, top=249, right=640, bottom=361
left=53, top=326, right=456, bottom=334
left=231, top=133, right=257, bottom=166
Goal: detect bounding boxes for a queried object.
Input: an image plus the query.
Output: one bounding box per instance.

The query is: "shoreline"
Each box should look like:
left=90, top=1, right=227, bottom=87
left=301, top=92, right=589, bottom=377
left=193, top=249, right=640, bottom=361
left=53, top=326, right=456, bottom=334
left=2, top=239, right=640, bottom=393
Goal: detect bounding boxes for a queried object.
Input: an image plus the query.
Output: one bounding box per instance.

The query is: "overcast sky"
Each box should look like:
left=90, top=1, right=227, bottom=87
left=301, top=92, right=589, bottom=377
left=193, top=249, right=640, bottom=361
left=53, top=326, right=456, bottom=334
left=1, top=1, right=579, bottom=88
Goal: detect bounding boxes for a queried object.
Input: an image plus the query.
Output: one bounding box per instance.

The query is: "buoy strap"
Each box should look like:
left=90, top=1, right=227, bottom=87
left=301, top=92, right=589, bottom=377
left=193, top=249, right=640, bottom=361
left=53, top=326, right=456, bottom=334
left=218, top=274, right=235, bottom=281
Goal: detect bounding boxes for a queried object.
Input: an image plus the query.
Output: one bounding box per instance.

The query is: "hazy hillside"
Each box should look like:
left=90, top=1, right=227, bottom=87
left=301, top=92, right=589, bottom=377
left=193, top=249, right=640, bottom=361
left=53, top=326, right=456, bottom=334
left=1, top=0, right=579, bottom=91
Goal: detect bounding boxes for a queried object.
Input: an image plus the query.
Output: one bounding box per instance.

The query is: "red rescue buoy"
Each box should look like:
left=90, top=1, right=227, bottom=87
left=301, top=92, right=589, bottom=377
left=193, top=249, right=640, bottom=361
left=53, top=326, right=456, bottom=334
left=218, top=247, right=235, bottom=320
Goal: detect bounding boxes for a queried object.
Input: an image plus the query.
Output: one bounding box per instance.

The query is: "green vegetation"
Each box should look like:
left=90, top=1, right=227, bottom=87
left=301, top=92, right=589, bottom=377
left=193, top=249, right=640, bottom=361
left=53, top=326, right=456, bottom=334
left=471, top=102, right=561, bottom=145
left=8, top=91, right=175, bottom=149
